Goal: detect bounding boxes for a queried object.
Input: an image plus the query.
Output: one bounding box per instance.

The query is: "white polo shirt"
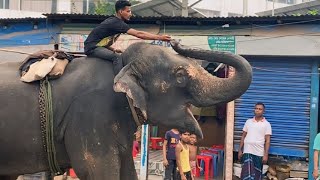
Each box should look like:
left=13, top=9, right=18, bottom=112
left=243, top=117, right=272, bottom=157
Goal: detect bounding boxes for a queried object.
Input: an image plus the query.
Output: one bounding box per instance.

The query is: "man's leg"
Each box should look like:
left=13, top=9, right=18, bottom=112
left=172, top=160, right=177, bottom=180
left=240, top=153, right=255, bottom=179
left=253, top=155, right=263, bottom=180
left=164, top=160, right=174, bottom=180
left=184, top=171, right=192, bottom=180
left=87, top=47, right=123, bottom=73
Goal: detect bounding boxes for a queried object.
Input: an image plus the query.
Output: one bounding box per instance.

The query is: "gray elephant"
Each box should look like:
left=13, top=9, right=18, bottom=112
left=0, top=41, right=252, bottom=180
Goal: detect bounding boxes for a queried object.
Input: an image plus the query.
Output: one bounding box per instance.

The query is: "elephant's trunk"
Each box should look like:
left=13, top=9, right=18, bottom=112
left=171, top=40, right=252, bottom=106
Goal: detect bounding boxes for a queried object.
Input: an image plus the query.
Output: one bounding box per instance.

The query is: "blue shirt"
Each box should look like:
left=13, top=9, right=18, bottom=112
left=165, top=130, right=180, bottom=160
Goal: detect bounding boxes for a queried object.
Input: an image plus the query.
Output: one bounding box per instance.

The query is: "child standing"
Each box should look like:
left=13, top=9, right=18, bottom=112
left=163, top=129, right=180, bottom=180
left=189, top=134, right=201, bottom=179
left=176, top=131, right=192, bottom=180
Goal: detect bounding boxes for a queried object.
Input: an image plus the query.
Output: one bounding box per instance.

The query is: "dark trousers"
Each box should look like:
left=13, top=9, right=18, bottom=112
left=86, top=47, right=123, bottom=74
left=177, top=171, right=192, bottom=180
left=164, top=160, right=177, bottom=180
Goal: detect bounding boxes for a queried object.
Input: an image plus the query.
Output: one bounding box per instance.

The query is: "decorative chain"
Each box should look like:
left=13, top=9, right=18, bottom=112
left=39, top=77, right=63, bottom=177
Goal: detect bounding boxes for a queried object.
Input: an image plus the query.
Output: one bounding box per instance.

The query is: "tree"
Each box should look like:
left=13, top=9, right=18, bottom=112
left=94, top=0, right=141, bottom=15
left=292, top=9, right=318, bottom=16
left=95, top=1, right=115, bottom=15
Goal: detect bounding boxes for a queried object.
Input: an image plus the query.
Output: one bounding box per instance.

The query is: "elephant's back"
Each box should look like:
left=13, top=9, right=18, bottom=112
left=57, top=57, right=114, bottom=89
left=0, top=61, right=26, bottom=86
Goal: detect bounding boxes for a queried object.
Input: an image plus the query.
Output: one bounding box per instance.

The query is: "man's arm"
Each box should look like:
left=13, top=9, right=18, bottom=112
left=263, top=135, right=271, bottom=163
left=127, top=29, right=171, bottom=41
left=162, top=139, right=168, bottom=166
left=175, top=144, right=185, bottom=179
left=238, top=131, right=247, bottom=160
left=314, top=150, right=319, bottom=179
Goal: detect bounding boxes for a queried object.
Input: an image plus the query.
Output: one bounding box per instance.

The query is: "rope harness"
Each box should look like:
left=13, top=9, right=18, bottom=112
left=39, top=77, right=63, bottom=176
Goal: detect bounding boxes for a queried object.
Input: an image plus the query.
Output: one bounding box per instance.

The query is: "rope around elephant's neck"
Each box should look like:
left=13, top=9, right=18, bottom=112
left=0, top=48, right=33, bottom=55
left=0, top=48, right=86, bottom=57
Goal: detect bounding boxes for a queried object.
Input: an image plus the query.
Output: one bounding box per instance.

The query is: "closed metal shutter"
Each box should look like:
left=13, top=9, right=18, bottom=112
left=234, top=58, right=312, bottom=157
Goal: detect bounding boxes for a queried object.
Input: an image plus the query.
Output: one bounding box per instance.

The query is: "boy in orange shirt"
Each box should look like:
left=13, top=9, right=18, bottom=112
left=189, top=134, right=201, bottom=179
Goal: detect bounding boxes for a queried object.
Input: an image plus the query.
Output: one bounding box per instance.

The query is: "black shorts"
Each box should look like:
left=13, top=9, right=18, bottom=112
left=177, top=171, right=192, bottom=180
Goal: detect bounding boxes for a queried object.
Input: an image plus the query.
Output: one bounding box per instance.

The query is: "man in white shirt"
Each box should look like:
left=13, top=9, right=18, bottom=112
left=238, top=102, right=272, bottom=180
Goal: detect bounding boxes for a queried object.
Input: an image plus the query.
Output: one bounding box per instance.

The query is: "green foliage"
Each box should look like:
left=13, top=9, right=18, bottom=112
left=95, top=1, right=115, bottom=15
left=93, top=0, right=141, bottom=15
left=292, top=13, right=302, bottom=16
left=130, top=0, right=141, bottom=5
left=307, top=9, right=318, bottom=15
left=292, top=9, right=318, bottom=16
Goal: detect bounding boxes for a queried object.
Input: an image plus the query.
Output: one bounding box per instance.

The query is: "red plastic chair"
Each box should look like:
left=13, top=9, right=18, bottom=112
left=212, top=144, right=224, bottom=149
left=150, top=137, right=164, bottom=150
left=69, top=169, right=77, bottom=178
left=132, top=141, right=139, bottom=158
left=196, top=155, right=212, bottom=180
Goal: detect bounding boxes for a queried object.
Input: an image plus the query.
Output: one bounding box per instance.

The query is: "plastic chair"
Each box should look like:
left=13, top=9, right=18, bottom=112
left=212, top=144, right=224, bottom=149
left=209, top=147, right=225, bottom=176
left=196, top=155, right=212, bottom=180
left=149, top=137, right=163, bottom=150
left=69, top=169, right=77, bottom=178
left=132, top=141, right=139, bottom=158
left=200, top=152, right=218, bottom=177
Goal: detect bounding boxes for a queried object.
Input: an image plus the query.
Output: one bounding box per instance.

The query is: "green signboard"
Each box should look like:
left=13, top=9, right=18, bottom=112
left=208, top=36, right=236, bottom=54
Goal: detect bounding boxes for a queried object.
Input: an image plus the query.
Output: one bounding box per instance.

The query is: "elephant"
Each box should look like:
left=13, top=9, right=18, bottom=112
left=0, top=41, right=252, bottom=180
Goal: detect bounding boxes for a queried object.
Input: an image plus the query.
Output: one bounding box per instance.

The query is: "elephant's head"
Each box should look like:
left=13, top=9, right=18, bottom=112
left=114, top=41, right=252, bottom=138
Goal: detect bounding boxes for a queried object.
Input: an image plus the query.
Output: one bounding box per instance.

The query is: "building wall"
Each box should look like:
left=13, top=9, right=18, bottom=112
left=4, top=0, right=83, bottom=13
left=0, top=20, right=60, bottom=62
left=139, top=0, right=310, bottom=16
left=3, top=0, right=310, bottom=16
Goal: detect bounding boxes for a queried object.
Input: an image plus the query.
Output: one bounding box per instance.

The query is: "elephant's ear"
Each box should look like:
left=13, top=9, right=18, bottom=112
left=114, top=64, right=147, bottom=119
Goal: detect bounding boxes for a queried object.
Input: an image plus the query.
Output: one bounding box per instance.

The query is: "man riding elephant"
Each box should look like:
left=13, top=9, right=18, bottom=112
left=0, top=40, right=252, bottom=180
left=84, top=0, right=171, bottom=73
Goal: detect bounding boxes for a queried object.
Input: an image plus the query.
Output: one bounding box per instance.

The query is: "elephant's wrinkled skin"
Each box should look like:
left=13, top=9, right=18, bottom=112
left=0, top=42, right=252, bottom=180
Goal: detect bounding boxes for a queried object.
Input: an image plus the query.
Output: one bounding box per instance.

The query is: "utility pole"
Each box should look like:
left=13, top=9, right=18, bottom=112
left=18, top=0, right=22, bottom=10
left=86, top=0, right=89, bottom=14
left=182, top=0, right=188, bottom=17
left=51, top=0, right=57, bottom=13
left=272, top=0, right=275, bottom=16
left=243, top=0, right=248, bottom=16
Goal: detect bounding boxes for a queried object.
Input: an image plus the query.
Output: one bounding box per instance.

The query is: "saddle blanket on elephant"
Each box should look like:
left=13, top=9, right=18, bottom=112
left=19, top=50, right=74, bottom=82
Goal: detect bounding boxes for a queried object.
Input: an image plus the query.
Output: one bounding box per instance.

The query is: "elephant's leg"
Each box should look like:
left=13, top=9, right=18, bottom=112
left=120, top=148, right=138, bottom=180
left=64, top=131, right=121, bottom=180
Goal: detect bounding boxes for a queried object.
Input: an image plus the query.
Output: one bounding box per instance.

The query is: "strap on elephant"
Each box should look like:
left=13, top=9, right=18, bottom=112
left=39, top=77, right=63, bottom=176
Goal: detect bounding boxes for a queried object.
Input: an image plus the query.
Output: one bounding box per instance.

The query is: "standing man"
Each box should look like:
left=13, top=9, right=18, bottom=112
left=313, top=132, right=320, bottom=179
left=84, top=0, right=171, bottom=72
left=163, top=129, right=180, bottom=180
left=238, top=102, right=272, bottom=180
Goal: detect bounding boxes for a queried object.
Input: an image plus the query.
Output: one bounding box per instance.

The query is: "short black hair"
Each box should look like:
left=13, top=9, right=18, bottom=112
left=255, top=102, right=265, bottom=109
left=178, top=129, right=190, bottom=135
left=115, top=0, right=131, bottom=12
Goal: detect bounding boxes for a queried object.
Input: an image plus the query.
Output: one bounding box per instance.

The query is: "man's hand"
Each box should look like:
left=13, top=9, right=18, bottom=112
left=163, top=159, right=168, bottom=167
left=263, top=154, right=268, bottom=164
left=313, top=169, right=319, bottom=179
left=238, top=150, right=243, bottom=161
left=114, top=48, right=123, bottom=53
left=160, top=35, right=171, bottom=41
